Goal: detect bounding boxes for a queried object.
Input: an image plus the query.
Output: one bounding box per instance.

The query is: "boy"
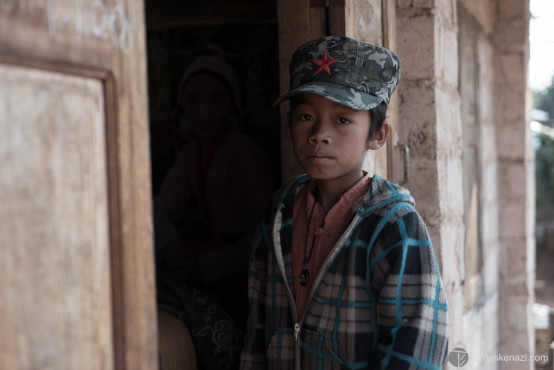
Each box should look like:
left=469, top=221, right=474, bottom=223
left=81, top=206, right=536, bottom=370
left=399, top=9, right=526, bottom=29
left=240, top=36, right=448, bottom=369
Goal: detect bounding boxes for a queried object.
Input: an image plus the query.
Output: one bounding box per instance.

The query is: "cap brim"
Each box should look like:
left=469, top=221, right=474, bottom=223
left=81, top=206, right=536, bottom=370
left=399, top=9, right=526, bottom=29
left=272, top=82, right=384, bottom=110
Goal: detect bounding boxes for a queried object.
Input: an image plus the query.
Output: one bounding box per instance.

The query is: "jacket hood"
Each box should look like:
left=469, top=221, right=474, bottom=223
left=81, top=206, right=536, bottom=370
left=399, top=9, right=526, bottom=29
left=278, top=174, right=415, bottom=215
left=360, top=175, right=415, bottom=211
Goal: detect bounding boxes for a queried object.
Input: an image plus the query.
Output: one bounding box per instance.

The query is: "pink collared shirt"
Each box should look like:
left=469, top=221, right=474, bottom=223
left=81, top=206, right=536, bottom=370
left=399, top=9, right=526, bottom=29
left=292, top=172, right=372, bottom=318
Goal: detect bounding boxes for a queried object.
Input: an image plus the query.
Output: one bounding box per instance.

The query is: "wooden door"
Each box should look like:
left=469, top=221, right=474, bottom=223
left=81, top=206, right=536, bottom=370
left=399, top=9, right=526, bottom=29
left=0, top=1, right=157, bottom=369
left=277, top=0, right=399, bottom=183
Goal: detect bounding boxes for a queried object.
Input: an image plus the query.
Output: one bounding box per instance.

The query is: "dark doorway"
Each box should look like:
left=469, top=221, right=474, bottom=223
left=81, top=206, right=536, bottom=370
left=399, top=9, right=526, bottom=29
left=144, top=1, right=280, bottom=368
left=145, top=0, right=281, bottom=194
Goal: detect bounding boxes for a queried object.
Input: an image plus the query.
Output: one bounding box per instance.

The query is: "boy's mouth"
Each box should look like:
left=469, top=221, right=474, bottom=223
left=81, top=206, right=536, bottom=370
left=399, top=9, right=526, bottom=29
left=306, top=152, right=333, bottom=160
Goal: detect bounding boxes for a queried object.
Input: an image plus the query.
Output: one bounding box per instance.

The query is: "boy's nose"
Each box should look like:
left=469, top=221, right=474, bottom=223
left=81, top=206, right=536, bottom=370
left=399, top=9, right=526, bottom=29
left=309, top=120, right=331, bottom=144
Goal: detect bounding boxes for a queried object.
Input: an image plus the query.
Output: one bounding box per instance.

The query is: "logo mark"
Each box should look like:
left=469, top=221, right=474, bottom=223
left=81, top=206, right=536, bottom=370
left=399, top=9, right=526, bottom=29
left=448, top=347, right=469, bottom=367
left=311, top=50, right=338, bottom=76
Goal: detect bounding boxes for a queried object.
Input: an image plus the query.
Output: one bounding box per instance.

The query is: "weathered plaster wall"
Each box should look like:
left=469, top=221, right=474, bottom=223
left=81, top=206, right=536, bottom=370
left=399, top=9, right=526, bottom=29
left=396, top=0, right=533, bottom=368
left=396, top=0, right=466, bottom=361
left=494, top=0, right=535, bottom=366
left=458, top=1, right=501, bottom=367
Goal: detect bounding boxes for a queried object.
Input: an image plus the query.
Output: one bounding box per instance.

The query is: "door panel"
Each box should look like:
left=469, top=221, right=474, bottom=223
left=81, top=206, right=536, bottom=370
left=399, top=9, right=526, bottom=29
left=0, top=1, right=157, bottom=369
left=0, top=65, right=113, bottom=370
left=276, top=0, right=327, bottom=182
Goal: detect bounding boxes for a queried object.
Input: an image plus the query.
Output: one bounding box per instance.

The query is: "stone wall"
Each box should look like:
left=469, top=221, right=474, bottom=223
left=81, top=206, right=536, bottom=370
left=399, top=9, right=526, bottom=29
left=396, top=0, right=533, bottom=368
left=494, top=0, right=535, bottom=366
left=396, top=0, right=466, bottom=360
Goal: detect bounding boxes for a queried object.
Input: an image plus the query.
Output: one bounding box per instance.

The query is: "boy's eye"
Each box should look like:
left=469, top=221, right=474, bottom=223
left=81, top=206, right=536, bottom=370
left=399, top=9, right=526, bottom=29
left=297, top=113, right=313, bottom=121
left=337, top=117, right=351, bottom=125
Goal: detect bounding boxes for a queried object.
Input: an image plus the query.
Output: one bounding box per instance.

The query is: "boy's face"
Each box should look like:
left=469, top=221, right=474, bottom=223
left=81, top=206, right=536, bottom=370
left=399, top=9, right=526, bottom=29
left=290, top=93, right=372, bottom=185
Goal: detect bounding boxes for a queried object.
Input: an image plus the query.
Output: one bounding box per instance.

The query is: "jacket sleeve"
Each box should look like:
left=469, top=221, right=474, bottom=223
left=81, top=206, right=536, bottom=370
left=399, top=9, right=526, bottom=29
left=240, top=210, right=271, bottom=369
left=371, top=204, right=449, bottom=369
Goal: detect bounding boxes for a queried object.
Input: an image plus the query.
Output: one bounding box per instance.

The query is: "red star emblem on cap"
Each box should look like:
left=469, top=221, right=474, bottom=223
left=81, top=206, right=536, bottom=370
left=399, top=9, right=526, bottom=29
left=311, top=50, right=338, bottom=76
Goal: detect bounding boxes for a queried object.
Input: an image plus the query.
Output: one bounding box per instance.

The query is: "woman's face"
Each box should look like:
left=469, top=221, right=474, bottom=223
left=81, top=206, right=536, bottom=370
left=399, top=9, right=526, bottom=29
left=181, top=74, right=235, bottom=138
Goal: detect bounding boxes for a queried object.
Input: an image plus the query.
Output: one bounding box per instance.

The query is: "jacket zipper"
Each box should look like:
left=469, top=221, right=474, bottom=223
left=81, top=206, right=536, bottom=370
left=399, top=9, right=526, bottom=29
left=271, top=202, right=301, bottom=331
left=273, top=200, right=363, bottom=368
left=271, top=204, right=302, bottom=369
left=294, top=322, right=301, bottom=341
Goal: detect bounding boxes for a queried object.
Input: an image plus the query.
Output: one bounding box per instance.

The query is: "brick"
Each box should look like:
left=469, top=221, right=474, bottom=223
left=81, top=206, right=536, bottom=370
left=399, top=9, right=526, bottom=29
left=498, top=0, right=529, bottom=22
left=396, top=10, right=435, bottom=80
left=498, top=202, right=527, bottom=238
left=497, top=161, right=528, bottom=199
left=397, top=0, right=414, bottom=8
left=459, top=0, right=496, bottom=34
left=497, top=125, right=526, bottom=160
left=413, top=0, right=435, bottom=8
left=436, top=90, right=463, bottom=148
left=438, top=28, right=459, bottom=86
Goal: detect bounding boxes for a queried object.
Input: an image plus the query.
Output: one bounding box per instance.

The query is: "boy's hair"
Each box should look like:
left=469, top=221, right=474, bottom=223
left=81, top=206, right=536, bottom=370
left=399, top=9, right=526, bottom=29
left=289, top=95, right=388, bottom=141
left=369, top=102, right=387, bottom=140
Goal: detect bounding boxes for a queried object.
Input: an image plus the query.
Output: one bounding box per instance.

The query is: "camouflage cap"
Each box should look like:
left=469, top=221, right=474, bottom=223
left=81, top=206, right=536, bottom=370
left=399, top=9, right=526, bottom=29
left=274, top=36, right=401, bottom=110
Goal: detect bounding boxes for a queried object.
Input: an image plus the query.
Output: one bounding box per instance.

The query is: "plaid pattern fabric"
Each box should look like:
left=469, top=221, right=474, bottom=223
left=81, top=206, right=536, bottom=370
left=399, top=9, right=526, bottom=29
left=240, top=175, right=448, bottom=369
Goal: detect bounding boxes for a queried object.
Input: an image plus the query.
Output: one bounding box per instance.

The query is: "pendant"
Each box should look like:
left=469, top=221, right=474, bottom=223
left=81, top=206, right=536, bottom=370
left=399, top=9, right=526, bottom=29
left=299, top=268, right=310, bottom=286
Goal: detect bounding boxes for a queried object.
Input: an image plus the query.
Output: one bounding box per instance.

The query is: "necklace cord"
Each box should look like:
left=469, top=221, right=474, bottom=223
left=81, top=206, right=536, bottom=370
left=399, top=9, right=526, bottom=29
left=303, top=197, right=319, bottom=266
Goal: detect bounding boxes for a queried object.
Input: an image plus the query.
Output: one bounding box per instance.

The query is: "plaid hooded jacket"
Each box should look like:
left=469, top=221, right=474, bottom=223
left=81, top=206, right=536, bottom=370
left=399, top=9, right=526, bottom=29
left=240, top=175, right=448, bottom=369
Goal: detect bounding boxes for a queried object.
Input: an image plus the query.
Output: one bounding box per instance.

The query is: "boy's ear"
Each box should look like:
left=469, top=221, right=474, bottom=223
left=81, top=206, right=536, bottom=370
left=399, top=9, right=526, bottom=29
left=367, top=121, right=390, bottom=150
